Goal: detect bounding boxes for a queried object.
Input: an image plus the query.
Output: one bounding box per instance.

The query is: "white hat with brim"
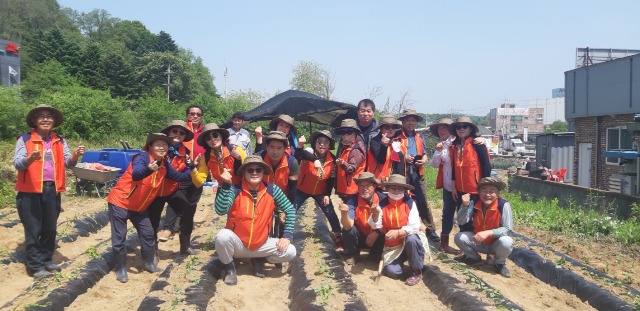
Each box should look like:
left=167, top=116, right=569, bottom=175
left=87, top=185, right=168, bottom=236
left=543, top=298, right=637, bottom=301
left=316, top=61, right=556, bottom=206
left=237, top=155, right=273, bottom=176
left=381, top=174, right=414, bottom=190
left=143, top=133, right=174, bottom=151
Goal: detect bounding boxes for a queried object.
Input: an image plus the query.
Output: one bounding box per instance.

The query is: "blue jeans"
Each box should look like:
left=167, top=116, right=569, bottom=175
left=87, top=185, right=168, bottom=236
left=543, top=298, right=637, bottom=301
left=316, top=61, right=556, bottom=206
left=441, top=189, right=457, bottom=235
left=294, top=190, right=341, bottom=233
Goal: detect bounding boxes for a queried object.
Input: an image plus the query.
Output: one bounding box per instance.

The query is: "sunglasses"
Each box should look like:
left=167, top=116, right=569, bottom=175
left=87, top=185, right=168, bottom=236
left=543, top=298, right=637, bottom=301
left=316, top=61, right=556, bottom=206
left=246, top=167, right=264, bottom=174
left=171, top=128, right=187, bottom=136
left=316, top=138, right=331, bottom=146
left=339, top=129, right=356, bottom=135
left=205, top=132, right=220, bottom=141
left=455, top=124, right=470, bottom=130
left=381, top=125, right=397, bottom=131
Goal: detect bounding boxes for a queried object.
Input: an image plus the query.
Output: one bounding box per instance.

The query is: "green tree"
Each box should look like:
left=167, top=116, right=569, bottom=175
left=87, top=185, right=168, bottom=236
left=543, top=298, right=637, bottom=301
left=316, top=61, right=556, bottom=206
left=154, top=30, right=178, bottom=53
left=289, top=60, right=334, bottom=99
left=545, top=120, right=568, bottom=133
left=21, top=60, right=80, bottom=101
left=0, top=86, right=27, bottom=139
left=78, top=44, right=106, bottom=89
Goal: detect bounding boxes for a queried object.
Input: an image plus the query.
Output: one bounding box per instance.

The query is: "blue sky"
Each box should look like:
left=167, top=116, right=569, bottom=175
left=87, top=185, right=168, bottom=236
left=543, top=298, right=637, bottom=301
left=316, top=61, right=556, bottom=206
left=58, top=1, right=640, bottom=116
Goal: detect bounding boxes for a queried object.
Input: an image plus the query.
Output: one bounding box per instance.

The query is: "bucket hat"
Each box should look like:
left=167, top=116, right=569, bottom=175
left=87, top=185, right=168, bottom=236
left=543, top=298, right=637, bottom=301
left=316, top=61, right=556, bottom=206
left=269, top=114, right=297, bottom=136
left=197, top=123, right=231, bottom=147
left=398, top=109, right=424, bottom=122
left=428, top=117, right=454, bottom=137
left=161, top=120, right=194, bottom=142
left=26, top=104, right=63, bottom=128
left=237, top=155, right=273, bottom=176
left=333, top=119, right=362, bottom=135
left=382, top=174, right=414, bottom=190
left=375, top=114, right=402, bottom=131
left=476, top=176, right=506, bottom=191
left=449, top=116, right=479, bottom=135
left=353, top=172, right=381, bottom=185
left=309, top=130, right=335, bottom=150
left=143, top=133, right=174, bottom=151
left=264, top=131, right=289, bottom=147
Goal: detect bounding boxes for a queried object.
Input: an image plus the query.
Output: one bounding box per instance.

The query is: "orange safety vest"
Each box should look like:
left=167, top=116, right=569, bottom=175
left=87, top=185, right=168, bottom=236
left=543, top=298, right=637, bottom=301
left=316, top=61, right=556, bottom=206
left=366, top=147, right=393, bottom=181
left=336, top=141, right=366, bottom=196
left=262, top=152, right=293, bottom=196
left=225, top=181, right=276, bottom=250
left=353, top=192, right=381, bottom=235
left=207, top=145, right=241, bottom=185
left=158, top=145, right=189, bottom=197
left=297, top=152, right=335, bottom=195
left=15, top=130, right=67, bottom=193
left=398, top=130, right=426, bottom=175
left=472, top=198, right=506, bottom=245
left=107, top=153, right=166, bottom=212
left=185, top=121, right=203, bottom=160
left=380, top=197, right=412, bottom=247
left=449, top=137, right=482, bottom=194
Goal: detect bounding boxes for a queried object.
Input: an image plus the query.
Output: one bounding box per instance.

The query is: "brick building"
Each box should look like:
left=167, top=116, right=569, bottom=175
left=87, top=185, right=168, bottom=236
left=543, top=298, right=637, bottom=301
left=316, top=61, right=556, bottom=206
left=489, top=103, right=544, bottom=138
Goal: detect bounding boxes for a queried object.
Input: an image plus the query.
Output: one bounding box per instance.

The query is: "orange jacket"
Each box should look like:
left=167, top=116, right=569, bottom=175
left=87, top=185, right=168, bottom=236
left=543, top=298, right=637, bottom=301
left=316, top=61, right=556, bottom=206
left=449, top=137, right=482, bottom=194
left=398, top=130, right=426, bottom=175
left=225, top=181, right=276, bottom=250
left=107, top=154, right=167, bottom=212
left=262, top=152, right=294, bottom=196
left=367, top=148, right=392, bottom=181
left=353, top=192, right=382, bottom=235
left=297, top=152, right=335, bottom=195
left=207, top=145, right=241, bottom=185
left=336, top=142, right=366, bottom=196
left=15, top=130, right=67, bottom=193
left=380, top=197, right=412, bottom=247
left=158, top=145, right=189, bottom=197
left=472, top=198, right=506, bottom=245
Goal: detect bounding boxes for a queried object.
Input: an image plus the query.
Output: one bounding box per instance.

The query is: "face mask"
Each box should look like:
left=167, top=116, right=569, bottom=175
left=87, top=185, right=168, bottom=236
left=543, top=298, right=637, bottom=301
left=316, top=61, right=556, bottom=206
left=392, top=141, right=401, bottom=152
left=388, top=192, right=404, bottom=201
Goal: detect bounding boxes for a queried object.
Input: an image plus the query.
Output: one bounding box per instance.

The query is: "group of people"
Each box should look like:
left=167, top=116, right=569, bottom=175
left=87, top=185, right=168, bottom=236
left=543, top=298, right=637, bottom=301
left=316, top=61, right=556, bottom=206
left=13, top=99, right=514, bottom=287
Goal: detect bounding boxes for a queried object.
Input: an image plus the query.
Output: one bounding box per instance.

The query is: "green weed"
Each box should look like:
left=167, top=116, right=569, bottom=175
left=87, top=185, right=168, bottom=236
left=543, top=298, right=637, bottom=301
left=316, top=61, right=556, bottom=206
left=313, top=283, right=332, bottom=306
left=85, top=246, right=100, bottom=259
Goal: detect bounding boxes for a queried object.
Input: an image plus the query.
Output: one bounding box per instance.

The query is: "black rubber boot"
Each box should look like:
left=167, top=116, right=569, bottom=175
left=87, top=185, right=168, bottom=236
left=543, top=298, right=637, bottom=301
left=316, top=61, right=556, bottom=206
left=115, top=252, right=128, bottom=283
left=250, top=258, right=267, bottom=278
left=179, top=234, right=195, bottom=255
left=153, top=244, right=159, bottom=266
left=223, top=261, right=237, bottom=285
left=141, top=249, right=160, bottom=273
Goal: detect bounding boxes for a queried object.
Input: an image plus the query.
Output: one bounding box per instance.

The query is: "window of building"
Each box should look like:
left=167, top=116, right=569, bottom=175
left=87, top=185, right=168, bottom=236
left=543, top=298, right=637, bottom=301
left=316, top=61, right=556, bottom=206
left=510, top=124, right=518, bottom=133
left=606, top=127, right=632, bottom=164
left=510, top=115, right=523, bottom=121
left=536, top=114, right=543, bottom=121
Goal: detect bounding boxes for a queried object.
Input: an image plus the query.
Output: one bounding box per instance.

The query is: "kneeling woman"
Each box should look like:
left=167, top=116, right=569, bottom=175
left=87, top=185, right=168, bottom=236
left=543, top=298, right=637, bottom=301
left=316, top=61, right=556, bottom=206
left=107, top=133, right=192, bottom=283
left=214, top=155, right=296, bottom=285
left=369, top=174, right=425, bottom=286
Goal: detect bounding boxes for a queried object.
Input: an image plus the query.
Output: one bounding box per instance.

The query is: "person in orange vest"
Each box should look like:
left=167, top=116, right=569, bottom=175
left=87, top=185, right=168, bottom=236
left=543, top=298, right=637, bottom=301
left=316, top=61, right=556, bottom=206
left=191, top=123, right=246, bottom=186
left=369, top=174, right=425, bottom=286
left=107, top=133, right=192, bottom=283
left=158, top=105, right=206, bottom=242
left=397, top=109, right=439, bottom=242
left=254, top=114, right=306, bottom=155
left=454, top=177, right=513, bottom=278
left=367, top=114, right=406, bottom=181
left=337, top=172, right=386, bottom=265
left=13, top=104, right=85, bottom=279
left=294, top=130, right=340, bottom=236
left=213, top=155, right=297, bottom=285
left=334, top=119, right=366, bottom=202
left=148, top=120, right=196, bottom=260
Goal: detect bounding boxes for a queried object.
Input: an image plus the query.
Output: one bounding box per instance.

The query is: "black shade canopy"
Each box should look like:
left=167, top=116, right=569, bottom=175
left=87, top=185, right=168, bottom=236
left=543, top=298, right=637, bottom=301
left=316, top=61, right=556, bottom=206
left=222, top=90, right=358, bottom=128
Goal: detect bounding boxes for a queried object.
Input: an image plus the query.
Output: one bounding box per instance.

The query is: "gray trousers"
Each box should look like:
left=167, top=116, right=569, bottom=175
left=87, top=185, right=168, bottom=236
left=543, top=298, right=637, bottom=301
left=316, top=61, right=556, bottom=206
left=454, top=231, right=513, bottom=264
left=215, top=228, right=296, bottom=264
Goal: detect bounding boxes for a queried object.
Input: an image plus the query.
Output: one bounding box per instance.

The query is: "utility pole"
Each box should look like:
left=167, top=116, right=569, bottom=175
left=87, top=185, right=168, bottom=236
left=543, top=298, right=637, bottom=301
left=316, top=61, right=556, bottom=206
left=224, top=65, right=228, bottom=101
left=164, top=63, right=173, bottom=102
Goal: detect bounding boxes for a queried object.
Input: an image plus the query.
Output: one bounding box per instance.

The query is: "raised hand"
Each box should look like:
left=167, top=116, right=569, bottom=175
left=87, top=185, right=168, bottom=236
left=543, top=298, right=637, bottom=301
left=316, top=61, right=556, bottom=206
left=230, top=146, right=242, bottom=160
left=461, top=193, right=471, bottom=207
left=254, top=126, right=263, bottom=139
left=220, top=167, right=233, bottom=184
left=298, top=135, right=306, bottom=145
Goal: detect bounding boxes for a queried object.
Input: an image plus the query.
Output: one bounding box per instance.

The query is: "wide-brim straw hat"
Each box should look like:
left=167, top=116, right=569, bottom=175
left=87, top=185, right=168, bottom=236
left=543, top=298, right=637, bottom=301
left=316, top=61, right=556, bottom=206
left=26, top=104, right=63, bottom=128
left=476, top=176, right=506, bottom=191
left=143, top=133, right=174, bottom=151
left=429, top=117, right=454, bottom=137
left=333, top=118, right=362, bottom=135
left=269, top=114, right=297, bottom=136
left=161, top=120, right=194, bottom=142
left=398, top=109, right=424, bottom=122
left=449, top=116, right=479, bottom=135
left=264, top=130, right=289, bottom=147
left=375, top=114, right=402, bottom=131
left=197, top=123, right=230, bottom=147
left=237, top=155, right=273, bottom=176
left=382, top=174, right=414, bottom=190
left=353, top=172, right=381, bottom=185
left=309, top=130, right=335, bottom=150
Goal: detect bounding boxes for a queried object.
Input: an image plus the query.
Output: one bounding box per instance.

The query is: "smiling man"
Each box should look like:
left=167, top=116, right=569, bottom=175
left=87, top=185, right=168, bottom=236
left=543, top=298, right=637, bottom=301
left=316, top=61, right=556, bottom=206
left=226, top=112, right=252, bottom=156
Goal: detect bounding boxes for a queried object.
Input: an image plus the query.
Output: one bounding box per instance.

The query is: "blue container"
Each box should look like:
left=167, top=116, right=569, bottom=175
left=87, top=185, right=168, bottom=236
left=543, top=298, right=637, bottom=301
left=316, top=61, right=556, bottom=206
left=81, top=148, right=142, bottom=179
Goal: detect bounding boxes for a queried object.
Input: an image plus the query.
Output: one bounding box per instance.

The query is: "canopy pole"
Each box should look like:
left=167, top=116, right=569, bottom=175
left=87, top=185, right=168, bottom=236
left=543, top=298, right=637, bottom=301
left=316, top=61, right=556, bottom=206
left=308, top=121, right=312, bottom=135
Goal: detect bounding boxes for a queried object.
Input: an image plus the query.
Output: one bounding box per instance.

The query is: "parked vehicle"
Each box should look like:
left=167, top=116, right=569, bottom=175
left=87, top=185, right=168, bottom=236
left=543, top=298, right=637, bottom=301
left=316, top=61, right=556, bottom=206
left=500, top=138, right=526, bottom=156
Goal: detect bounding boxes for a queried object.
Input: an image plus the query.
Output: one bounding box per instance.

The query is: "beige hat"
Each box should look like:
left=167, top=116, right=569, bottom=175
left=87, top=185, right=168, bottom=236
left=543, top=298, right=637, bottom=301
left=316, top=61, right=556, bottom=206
left=375, top=114, right=402, bottom=131
left=161, top=120, right=194, bottom=142
left=197, top=123, right=230, bottom=147
left=264, top=131, right=289, bottom=147
left=237, top=155, right=273, bottom=176
left=476, top=176, right=506, bottom=191
left=449, top=116, right=479, bottom=135
left=269, top=114, right=297, bottom=136
left=398, top=109, right=424, bottom=122
left=382, top=174, right=414, bottom=190
left=309, top=130, right=335, bottom=150
left=353, top=172, right=381, bottom=185
left=143, top=133, right=174, bottom=151
left=26, top=104, right=63, bottom=128
left=333, top=118, right=362, bottom=135
left=428, top=117, right=454, bottom=137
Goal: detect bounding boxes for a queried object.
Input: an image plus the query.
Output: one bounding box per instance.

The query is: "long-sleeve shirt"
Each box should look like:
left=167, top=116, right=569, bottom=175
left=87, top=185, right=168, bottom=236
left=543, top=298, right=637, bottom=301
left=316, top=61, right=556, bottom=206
left=403, top=130, right=428, bottom=157
left=338, top=141, right=365, bottom=173
left=131, top=152, right=192, bottom=182
left=430, top=136, right=453, bottom=192
left=214, top=182, right=296, bottom=239
left=457, top=200, right=514, bottom=238
left=191, top=146, right=246, bottom=187
left=227, top=128, right=253, bottom=156
left=13, top=132, right=76, bottom=171
left=368, top=200, right=421, bottom=235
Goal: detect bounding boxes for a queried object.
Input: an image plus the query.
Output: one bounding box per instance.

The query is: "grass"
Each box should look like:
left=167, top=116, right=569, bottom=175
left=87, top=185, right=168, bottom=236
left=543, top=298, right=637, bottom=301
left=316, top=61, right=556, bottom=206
left=313, top=283, right=332, bottom=306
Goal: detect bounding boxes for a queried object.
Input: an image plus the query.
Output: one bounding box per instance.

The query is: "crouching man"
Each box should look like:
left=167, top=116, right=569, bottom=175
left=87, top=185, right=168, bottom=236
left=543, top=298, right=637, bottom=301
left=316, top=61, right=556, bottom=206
left=214, top=155, right=297, bottom=285
left=454, top=177, right=514, bottom=278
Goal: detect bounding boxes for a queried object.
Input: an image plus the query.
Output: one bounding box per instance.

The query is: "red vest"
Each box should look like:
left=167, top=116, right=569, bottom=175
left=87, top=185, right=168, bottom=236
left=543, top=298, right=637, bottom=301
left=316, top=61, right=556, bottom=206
left=185, top=121, right=204, bottom=159
left=435, top=161, right=445, bottom=189
left=366, top=148, right=392, bottom=181
left=15, top=130, right=67, bottom=193
left=336, top=141, right=366, bottom=196
left=107, top=154, right=166, bottom=212
left=353, top=192, right=381, bottom=235
left=297, top=152, right=335, bottom=195
left=399, top=131, right=426, bottom=175
left=472, top=198, right=504, bottom=245
left=263, top=153, right=292, bottom=196
left=449, top=137, right=482, bottom=194
left=207, top=145, right=241, bottom=184
left=158, top=145, right=188, bottom=197
left=225, top=181, right=276, bottom=250
left=380, top=198, right=411, bottom=247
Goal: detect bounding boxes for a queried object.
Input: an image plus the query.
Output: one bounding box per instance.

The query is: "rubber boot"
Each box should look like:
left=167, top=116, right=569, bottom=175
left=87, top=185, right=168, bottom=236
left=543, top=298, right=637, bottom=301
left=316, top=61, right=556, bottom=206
left=141, top=248, right=160, bottom=273
left=115, top=252, right=128, bottom=283
left=439, top=234, right=449, bottom=253
left=223, top=261, right=237, bottom=285
left=179, top=234, right=195, bottom=255
left=250, top=258, right=267, bottom=278
left=153, top=244, right=159, bottom=266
